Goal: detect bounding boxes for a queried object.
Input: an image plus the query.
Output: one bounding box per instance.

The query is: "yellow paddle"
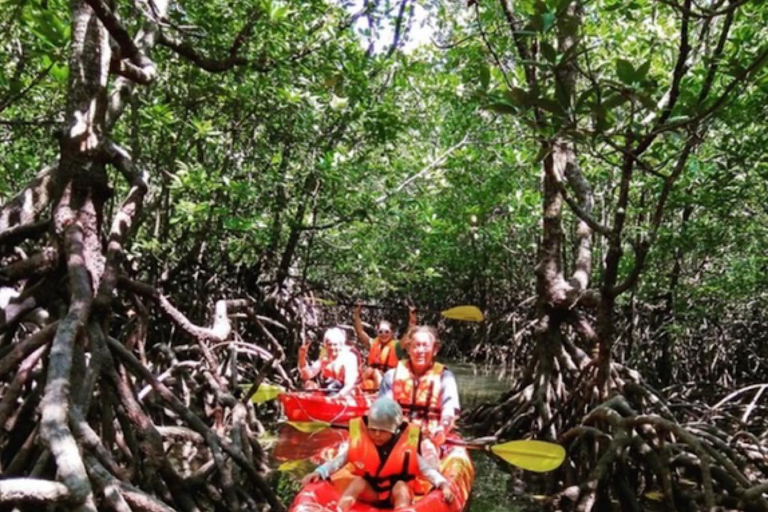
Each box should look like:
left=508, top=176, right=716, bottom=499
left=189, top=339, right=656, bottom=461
left=439, top=305, right=484, bottom=322
left=250, top=383, right=285, bottom=404
left=285, top=421, right=565, bottom=473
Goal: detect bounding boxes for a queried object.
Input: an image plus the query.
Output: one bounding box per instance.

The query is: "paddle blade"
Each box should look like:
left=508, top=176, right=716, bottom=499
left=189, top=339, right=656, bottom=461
left=277, top=459, right=310, bottom=472
left=441, top=305, right=484, bottom=322
left=251, top=383, right=284, bottom=404
left=490, top=440, right=565, bottom=473
left=287, top=421, right=332, bottom=434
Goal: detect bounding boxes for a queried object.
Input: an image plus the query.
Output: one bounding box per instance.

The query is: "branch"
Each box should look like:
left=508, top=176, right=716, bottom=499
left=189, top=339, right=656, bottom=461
left=552, top=178, right=612, bottom=238
left=0, top=165, right=57, bottom=234
left=696, top=8, right=734, bottom=104
left=475, top=1, right=514, bottom=90
left=611, top=136, right=698, bottom=296
left=376, top=133, right=471, bottom=204
left=385, top=0, right=410, bottom=59
left=157, top=31, right=250, bottom=72
left=117, top=278, right=236, bottom=342
left=107, top=336, right=286, bottom=512
left=636, top=0, right=692, bottom=154
left=82, top=0, right=156, bottom=82
left=656, top=0, right=750, bottom=20
left=0, top=220, right=50, bottom=248
left=40, top=224, right=95, bottom=509
left=105, top=0, right=171, bottom=130
left=0, top=63, right=54, bottom=114
left=0, top=479, right=71, bottom=505
left=95, top=142, right=148, bottom=309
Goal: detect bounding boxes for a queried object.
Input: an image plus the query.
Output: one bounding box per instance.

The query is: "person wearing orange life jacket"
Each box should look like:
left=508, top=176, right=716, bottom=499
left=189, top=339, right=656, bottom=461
left=299, top=327, right=359, bottom=397
left=379, top=326, right=460, bottom=451
left=301, top=397, right=454, bottom=511
left=354, top=302, right=417, bottom=389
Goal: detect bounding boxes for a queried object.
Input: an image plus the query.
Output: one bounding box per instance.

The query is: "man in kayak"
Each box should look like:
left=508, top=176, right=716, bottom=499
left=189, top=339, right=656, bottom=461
left=299, top=327, right=360, bottom=397
left=301, top=396, right=454, bottom=511
left=354, top=303, right=417, bottom=389
left=379, top=326, right=459, bottom=456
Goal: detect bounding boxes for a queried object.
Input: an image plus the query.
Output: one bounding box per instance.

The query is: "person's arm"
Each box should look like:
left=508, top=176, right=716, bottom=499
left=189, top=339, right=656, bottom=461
left=336, top=351, right=359, bottom=396
left=299, top=344, right=321, bottom=380
left=378, top=369, right=394, bottom=398
left=439, top=370, right=460, bottom=432
left=353, top=302, right=372, bottom=348
left=302, top=446, right=349, bottom=484
left=417, top=454, right=448, bottom=488
left=399, top=306, right=418, bottom=352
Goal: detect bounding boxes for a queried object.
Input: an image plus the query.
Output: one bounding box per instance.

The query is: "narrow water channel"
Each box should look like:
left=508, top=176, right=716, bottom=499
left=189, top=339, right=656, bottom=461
left=269, top=362, right=526, bottom=511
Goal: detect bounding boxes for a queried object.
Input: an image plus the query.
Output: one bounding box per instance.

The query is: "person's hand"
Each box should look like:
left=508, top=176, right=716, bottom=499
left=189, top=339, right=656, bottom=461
left=408, top=305, right=418, bottom=325
left=355, top=300, right=363, bottom=315
left=301, top=472, right=322, bottom=485
left=440, top=482, right=454, bottom=503
left=429, top=425, right=446, bottom=446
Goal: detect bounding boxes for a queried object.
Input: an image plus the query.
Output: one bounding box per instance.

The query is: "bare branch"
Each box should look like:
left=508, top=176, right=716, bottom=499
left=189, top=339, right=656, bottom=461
left=385, top=0, right=410, bottom=59
left=40, top=224, right=96, bottom=509
left=0, top=166, right=57, bottom=234
left=95, top=142, right=148, bottom=309
left=376, top=133, right=471, bottom=204
left=636, top=0, right=692, bottom=153
left=0, top=220, right=50, bottom=249
left=0, top=479, right=72, bottom=505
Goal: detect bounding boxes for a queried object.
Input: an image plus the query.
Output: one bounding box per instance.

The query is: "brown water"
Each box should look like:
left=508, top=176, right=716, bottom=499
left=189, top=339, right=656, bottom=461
left=269, top=362, right=526, bottom=511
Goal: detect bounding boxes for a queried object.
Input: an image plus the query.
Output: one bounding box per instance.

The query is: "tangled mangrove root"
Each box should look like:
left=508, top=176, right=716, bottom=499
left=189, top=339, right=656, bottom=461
left=0, top=257, right=298, bottom=511
left=465, top=344, right=768, bottom=512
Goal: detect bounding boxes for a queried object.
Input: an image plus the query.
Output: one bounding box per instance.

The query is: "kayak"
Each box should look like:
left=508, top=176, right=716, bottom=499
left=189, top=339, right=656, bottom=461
left=273, top=424, right=348, bottom=463
left=279, top=390, right=376, bottom=423
left=288, top=436, right=475, bottom=512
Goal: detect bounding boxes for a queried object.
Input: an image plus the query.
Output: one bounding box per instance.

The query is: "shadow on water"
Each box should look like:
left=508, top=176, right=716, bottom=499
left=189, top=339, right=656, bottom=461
left=269, top=361, right=530, bottom=511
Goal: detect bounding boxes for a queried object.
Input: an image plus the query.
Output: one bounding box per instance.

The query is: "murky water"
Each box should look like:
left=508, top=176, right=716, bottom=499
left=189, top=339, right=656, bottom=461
left=270, top=362, right=526, bottom=511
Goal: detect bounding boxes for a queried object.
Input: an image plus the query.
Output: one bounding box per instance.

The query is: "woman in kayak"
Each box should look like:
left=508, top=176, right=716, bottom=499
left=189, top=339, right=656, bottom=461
left=379, top=326, right=459, bottom=466
left=299, top=327, right=360, bottom=397
left=301, top=396, right=454, bottom=511
left=354, top=303, right=417, bottom=389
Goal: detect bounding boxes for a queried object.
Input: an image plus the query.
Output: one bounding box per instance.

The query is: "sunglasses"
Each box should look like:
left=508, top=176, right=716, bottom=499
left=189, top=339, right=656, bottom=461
left=378, top=329, right=391, bottom=334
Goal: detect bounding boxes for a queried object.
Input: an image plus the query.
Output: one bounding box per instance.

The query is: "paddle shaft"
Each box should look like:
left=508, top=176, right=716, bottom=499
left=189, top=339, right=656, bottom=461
left=317, top=302, right=439, bottom=313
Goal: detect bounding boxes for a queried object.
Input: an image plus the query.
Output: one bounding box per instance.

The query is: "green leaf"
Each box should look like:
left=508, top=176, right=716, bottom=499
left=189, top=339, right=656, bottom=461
left=542, top=11, right=557, bottom=32
left=505, top=87, right=530, bottom=107
left=603, top=92, right=628, bottom=109
left=616, top=59, right=636, bottom=85
left=483, top=102, right=517, bottom=114
left=479, top=64, right=491, bottom=92
left=541, top=41, right=557, bottom=64
left=636, top=59, right=651, bottom=81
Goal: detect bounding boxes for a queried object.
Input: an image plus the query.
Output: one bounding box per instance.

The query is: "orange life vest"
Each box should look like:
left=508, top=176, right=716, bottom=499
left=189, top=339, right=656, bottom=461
left=391, top=361, right=444, bottom=428
left=348, top=417, right=421, bottom=499
left=368, top=337, right=400, bottom=370
left=319, top=356, right=345, bottom=382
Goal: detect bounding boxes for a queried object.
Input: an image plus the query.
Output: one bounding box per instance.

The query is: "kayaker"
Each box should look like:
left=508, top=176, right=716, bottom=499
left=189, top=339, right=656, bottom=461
left=301, top=397, right=454, bottom=511
left=299, top=327, right=360, bottom=397
left=379, top=326, right=460, bottom=449
left=354, top=302, right=417, bottom=389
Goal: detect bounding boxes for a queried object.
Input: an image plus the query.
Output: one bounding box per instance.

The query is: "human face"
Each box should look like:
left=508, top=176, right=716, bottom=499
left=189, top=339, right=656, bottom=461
left=368, top=427, right=394, bottom=446
left=325, top=337, right=342, bottom=359
left=408, top=331, right=435, bottom=373
left=377, top=322, right=393, bottom=342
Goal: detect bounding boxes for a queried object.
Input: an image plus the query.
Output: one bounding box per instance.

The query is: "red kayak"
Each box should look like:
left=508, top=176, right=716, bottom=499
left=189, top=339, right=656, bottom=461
left=288, top=438, right=475, bottom=512
left=273, top=424, right=349, bottom=463
left=279, top=391, right=376, bottom=423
